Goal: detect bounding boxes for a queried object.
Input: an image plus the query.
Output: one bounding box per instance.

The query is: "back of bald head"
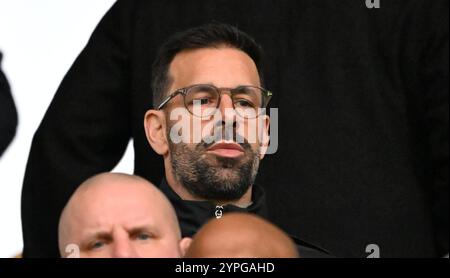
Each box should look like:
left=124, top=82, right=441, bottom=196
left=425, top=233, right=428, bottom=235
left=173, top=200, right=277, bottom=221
left=185, top=213, right=299, bottom=258
left=58, top=172, right=180, bottom=256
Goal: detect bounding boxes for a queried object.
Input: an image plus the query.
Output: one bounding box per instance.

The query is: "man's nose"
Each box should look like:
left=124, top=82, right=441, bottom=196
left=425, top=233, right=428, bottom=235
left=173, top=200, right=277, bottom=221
left=112, top=241, right=137, bottom=258
left=111, top=234, right=138, bottom=258
left=218, top=93, right=236, bottom=123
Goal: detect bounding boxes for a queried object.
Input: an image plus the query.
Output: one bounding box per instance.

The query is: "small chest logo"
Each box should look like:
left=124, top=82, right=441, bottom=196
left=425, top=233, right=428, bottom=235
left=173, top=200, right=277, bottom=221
left=215, top=205, right=224, bottom=219
left=365, top=0, right=380, bottom=9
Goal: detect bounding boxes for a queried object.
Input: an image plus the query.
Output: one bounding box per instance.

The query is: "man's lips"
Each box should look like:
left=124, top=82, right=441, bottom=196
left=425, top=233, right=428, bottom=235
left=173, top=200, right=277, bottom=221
left=206, top=142, right=245, bottom=158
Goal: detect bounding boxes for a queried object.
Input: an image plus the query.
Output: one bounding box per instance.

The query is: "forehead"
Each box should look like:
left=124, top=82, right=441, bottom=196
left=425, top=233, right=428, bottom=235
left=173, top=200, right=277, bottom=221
left=168, top=47, right=261, bottom=89
left=69, top=185, right=169, bottom=231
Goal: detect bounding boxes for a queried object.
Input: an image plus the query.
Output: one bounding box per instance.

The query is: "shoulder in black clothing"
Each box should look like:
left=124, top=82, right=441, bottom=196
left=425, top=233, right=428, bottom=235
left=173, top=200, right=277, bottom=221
left=0, top=52, right=18, bottom=157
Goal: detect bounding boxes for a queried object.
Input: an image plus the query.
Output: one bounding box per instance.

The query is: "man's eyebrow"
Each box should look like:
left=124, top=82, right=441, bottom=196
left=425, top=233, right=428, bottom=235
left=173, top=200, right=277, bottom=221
left=127, top=225, right=159, bottom=236
left=80, top=231, right=112, bottom=246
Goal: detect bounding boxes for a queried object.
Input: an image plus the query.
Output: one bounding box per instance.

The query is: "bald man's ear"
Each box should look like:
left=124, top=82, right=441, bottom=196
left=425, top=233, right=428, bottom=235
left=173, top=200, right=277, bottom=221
left=179, top=237, right=192, bottom=257
left=259, top=114, right=271, bottom=160
left=144, top=109, right=169, bottom=156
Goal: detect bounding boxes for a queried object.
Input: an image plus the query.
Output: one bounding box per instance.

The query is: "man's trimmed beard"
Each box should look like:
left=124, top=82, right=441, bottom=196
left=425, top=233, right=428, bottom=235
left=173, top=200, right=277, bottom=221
left=168, top=136, right=260, bottom=203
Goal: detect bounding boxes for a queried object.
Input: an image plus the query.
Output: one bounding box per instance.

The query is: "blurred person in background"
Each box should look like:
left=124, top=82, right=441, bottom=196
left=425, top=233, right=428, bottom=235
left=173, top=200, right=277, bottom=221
left=185, top=213, right=300, bottom=258
left=0, top=51, right=18, bottom=158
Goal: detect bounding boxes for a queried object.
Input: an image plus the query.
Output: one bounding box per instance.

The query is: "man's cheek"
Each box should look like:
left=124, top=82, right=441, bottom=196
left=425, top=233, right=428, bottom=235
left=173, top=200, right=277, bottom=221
left=237, top=119, right=261, bottom=145
left=168, top=109, right=203, bottom=144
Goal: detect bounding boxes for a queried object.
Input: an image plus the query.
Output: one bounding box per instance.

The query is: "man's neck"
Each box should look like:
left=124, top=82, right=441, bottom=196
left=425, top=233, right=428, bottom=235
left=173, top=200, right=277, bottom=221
left=165, top=169, right=253, bottom=208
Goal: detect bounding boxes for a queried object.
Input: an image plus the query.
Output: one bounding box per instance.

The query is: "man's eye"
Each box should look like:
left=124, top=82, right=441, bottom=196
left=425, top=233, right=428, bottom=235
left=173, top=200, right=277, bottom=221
left=90, top=241, right=105, bottom=250
left=235, top=99, right=254, bottom=107
left=136, top=233, right=151, bottom=241
left=193, top=98, right=211, bottom=105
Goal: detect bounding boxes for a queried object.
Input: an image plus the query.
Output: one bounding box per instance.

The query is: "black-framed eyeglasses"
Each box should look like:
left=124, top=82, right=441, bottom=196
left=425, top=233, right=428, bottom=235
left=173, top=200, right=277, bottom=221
left=157, top=84, right=272, bottom=119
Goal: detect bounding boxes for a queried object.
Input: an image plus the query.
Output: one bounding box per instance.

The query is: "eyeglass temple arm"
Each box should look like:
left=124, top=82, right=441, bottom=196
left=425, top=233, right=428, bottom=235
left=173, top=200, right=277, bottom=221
left=156, top=90, right=184, bottom=110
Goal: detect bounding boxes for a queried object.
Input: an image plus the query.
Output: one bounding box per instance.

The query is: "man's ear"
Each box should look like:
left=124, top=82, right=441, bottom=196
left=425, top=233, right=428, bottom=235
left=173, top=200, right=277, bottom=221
left=144, top=109, right=169, bottom=156
left=179, top=237, right=192, bottom=257
left=259, top=114, right=270, bottom=160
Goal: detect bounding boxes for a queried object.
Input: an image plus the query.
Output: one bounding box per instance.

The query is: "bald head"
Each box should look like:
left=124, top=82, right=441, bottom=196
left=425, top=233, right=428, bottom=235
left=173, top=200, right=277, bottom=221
left=58, top=173, right=191, bottom=258
left=185, top=213, right=299, bottom=258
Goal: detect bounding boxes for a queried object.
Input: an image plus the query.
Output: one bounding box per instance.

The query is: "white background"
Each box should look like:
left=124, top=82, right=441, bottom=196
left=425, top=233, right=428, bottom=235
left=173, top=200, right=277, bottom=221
left=0, top=0, right=135, bottom=257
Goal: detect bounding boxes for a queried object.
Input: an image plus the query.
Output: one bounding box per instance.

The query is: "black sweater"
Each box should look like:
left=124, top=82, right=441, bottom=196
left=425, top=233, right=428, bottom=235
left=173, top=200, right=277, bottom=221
left=21, top=0, right=448, bottom=257
left=159, top=179, right=331, bottom=258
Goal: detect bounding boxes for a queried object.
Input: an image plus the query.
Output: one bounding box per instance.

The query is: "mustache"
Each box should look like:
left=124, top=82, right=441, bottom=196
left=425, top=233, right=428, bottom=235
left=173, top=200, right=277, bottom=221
left=196, top=121, right=250, bottom=151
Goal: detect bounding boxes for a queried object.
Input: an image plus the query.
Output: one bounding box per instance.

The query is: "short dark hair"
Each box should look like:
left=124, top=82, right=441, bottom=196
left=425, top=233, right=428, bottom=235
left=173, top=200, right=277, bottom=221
left=151, top=23, right=265, bottom=108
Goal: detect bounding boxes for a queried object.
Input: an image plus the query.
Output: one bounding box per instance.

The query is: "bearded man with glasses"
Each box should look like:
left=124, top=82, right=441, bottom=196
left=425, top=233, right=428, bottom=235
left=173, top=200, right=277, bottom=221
left=144, top=23, right=329, bottom=258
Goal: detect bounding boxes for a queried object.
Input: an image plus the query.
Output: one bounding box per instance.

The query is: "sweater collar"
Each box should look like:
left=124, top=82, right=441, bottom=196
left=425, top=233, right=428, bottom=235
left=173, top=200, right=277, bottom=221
left=160, top=178, right=268, bottom=237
